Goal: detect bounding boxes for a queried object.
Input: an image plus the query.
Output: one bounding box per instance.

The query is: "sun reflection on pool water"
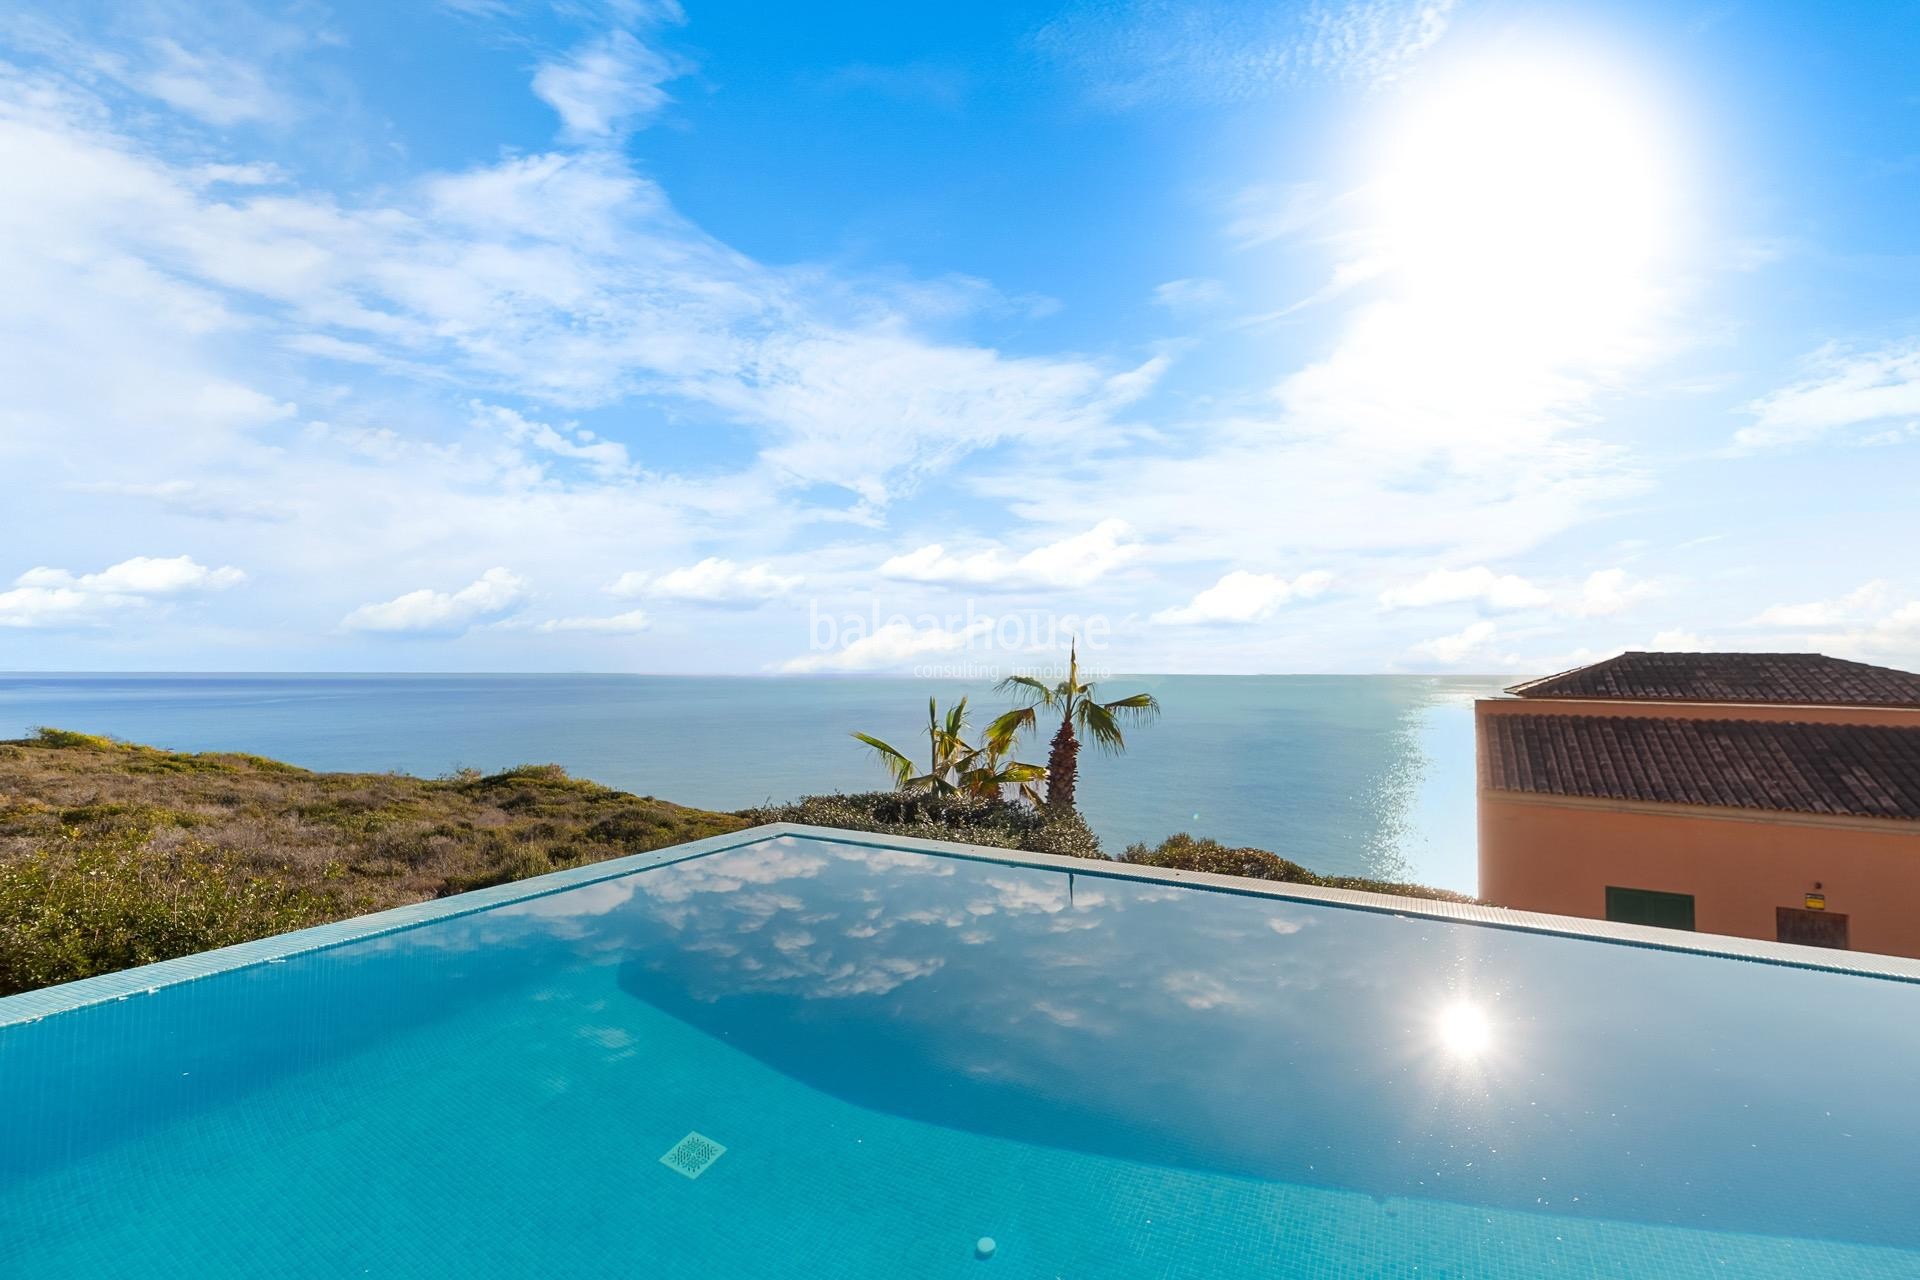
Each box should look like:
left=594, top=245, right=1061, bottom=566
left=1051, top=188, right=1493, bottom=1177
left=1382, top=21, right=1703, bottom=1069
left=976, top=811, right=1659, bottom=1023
left=1435, top=1000, right=1492, bottom=1058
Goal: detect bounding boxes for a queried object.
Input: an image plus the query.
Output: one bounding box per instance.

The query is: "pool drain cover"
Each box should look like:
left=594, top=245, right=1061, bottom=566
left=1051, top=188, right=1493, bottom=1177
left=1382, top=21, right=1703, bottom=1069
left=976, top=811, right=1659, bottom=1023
left=660, top=1132, right=727, bottom=1179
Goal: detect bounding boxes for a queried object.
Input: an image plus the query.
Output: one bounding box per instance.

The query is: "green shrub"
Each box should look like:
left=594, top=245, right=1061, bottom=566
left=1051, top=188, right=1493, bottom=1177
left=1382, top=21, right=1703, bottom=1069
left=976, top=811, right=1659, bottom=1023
left=30, top=727, right=124, bottom=751
left=0, top=829, right=344, bottom=996
left=1026, top=810, right=1104, bottom=861
left=740, top=791, right=1105, bottom=861
left=1120, top=833, right=1474, bottom=903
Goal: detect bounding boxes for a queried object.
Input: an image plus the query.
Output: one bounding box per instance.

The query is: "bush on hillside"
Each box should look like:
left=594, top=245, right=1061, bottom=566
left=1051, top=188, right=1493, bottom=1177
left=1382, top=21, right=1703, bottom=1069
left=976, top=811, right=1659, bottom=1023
left=0, top=829, right=347, bottom=996
left=740, top=791, right=1104, bottom=861
left=1120, top=833, right=1474, bottom=903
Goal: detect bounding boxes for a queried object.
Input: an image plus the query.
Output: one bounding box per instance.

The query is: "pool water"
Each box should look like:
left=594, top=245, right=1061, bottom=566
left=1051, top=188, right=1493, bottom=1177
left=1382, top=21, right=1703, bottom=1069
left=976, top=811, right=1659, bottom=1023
left=4, top=830, right=1919, bottom=1277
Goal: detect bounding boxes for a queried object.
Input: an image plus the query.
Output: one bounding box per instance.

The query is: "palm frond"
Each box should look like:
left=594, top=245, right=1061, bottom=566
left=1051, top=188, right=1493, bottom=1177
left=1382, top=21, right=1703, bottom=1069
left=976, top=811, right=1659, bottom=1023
left=851, top=732, right=915, bottom=788
left=1075, top=699, right=1128, bottom=753
left=983, top=706, right=1036, bottom=755
left=1100, top=691, right=1160, bottom=724
left=996, top=674, right=1061, bottom=707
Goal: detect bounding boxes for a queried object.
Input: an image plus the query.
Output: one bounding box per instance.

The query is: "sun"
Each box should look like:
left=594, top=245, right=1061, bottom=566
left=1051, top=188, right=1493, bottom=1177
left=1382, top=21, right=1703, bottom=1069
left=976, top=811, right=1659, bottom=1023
left=1367, top=46, right=1683, bottom=345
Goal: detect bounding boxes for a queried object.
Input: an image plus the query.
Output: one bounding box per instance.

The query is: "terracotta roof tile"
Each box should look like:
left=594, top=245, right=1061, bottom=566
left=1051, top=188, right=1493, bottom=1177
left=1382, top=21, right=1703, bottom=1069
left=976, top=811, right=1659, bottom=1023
left=1506, top=652, right=1920, bottom=708
left=1483, top=714, right=1920, bottom=821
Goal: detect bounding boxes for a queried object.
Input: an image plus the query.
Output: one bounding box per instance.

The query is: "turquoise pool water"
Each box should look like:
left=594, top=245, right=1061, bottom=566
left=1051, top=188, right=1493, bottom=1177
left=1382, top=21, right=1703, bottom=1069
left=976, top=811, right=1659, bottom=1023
left=4, top=830, right=1919, bottom=1277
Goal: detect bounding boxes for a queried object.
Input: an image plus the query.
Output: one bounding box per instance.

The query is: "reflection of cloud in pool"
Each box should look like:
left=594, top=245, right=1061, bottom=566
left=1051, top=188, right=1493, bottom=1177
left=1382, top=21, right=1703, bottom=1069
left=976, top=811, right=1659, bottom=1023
left=496, top=878, right=638, bottom=920
left=643, top=843, right=828, bottom=904
left=899, top=907, right=969, bottom=927
left=829, top=845, right=957, bottom=875
left=973, top=875, right=1073, bottom=915
left=1162, top=970, right=1246, bottom=1011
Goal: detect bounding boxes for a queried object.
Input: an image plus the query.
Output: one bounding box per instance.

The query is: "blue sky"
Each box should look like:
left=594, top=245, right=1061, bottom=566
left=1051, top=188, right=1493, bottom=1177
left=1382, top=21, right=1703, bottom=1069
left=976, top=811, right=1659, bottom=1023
left=1, top=0, right=1916, bottom=674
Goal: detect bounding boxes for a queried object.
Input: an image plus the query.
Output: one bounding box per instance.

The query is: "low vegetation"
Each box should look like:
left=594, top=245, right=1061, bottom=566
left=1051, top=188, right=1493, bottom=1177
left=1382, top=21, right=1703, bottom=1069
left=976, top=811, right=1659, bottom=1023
left=1121, top=833, right=1476, bottom=904
left=741, top=790, right=1104, bottom=861
left=0, top=729, right=746, bottom=995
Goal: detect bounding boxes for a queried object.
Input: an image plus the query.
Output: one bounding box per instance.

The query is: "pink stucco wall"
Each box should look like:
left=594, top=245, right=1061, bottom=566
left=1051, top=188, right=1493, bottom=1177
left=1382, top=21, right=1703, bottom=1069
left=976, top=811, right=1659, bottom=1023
left=1476, top=698, right=1920, bottom=959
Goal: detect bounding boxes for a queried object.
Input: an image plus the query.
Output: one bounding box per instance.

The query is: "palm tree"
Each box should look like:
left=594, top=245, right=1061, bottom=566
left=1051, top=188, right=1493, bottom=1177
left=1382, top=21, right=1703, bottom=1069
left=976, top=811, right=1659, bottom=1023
left=992, top=641, right=1158, bottom=814
left=958, top=713, right=1048, bottom=806
left=854, top=696, right=971, bottom=793
left=854, top=696, right=1048, bottom=804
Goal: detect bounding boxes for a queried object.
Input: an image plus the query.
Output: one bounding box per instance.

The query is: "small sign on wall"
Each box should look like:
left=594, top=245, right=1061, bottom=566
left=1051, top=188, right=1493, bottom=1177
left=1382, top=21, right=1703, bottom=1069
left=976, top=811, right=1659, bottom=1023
left=1804, top=892, right=1826, bottom=911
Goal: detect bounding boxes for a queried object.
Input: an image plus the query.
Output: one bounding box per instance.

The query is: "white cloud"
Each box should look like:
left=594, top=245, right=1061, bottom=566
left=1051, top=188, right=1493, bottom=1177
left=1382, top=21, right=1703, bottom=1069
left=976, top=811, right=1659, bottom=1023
left=880, top=520, right=1139, bottom=590
left=1749, top=581, right=1892, bottom=628
left=1731, top=584, right=1920, bottom=667
left=0, top=59, right=1157, bottom=513
left=1406, top=619, right=1502, bottom=666
left=532, top=29, right=680, bottom=142
left=1380, top=566, right=1654, bottom=618
left=0, top=555, right=245, bottom=629
left=1224, top=181, right=1332, bottom=249
left=980, top=47, right=1688, bottom=639
left=1740, top=340, right=1920, bottom=450
left=1811, top=601, right=1920, bottom=665
left=1152, top=569, right=1332, bottom=626
left=1038, top=0, right=1457, bottom=107
left=17, top=555, right=246, bottom=595
left=1152, top=277, right=1227, bottom=311
left=779, top=618, right=992, bottom=673
left=0, top=586, right=101, bottom=630
left=1649, top=628, right=1710, bottom=650
left=136, top=37, right=286, bottom=126
left=610, top=558, right=802, bottom=605
left=536, top=609, right=651, bottom=634
left=469, top=402, right=635, bottom=479
left=1570, top=568, right=1659, bottom=617
left=341, top=568, right=528, bottom=634
left=1378, top=566, right=1549, bottom=611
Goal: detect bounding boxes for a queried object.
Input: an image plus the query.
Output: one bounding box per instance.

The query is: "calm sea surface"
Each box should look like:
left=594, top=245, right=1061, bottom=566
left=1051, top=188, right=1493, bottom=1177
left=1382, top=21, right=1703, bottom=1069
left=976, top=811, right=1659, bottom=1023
left=0, top=674, right=1511, bottom=893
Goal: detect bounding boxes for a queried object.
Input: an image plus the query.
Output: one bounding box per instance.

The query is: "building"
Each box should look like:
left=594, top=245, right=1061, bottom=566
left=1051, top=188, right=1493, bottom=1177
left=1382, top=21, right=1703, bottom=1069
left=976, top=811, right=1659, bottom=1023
left=1476, top=651, right=1920, bottom=957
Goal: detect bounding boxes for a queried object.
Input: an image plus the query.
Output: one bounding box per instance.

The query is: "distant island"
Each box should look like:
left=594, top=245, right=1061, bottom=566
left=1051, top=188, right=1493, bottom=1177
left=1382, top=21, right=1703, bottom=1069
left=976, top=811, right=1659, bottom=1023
left=0, top=729, right=1469, bottom=996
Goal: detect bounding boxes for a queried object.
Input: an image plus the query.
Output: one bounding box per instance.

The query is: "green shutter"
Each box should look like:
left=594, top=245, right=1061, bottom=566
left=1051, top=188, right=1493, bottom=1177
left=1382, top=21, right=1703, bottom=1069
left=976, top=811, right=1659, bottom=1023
left=1605, top=886, right=1696, bottom=931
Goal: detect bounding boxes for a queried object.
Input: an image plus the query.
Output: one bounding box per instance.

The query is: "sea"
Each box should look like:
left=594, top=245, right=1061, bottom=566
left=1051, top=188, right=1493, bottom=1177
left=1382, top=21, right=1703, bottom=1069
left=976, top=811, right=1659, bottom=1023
left=0, top=674, right=1511, bottom=894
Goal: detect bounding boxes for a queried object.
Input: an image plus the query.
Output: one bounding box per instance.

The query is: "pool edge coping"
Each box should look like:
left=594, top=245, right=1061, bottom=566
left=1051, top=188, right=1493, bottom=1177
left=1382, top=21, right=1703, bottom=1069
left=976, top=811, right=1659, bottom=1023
left=772, top=826, right=1920, bottom=984
left=6, top=820, right=1918, bottom=1027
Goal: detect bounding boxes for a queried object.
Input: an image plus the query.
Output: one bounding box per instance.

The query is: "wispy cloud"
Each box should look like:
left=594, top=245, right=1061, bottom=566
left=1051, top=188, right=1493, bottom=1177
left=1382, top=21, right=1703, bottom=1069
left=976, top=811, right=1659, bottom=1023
left=0, top=37, right=1159, bottom=522
left=1379, top=566, right=1549, bottom=611
left=610, top=559, right=802, bottom=605
left=1152, top=569, right=1332, bottom=626
left=1405, top=619, right=1505, bottom=667
left=1569, top=568, right=1660, bottom=618
left=1747, top=581, right=1892, bottom=629
left=135, top=37, right=287, bottom=126
left=1739, top=340, right=1920, bottom=450
left=1380, top=566, right=1657, bottom=617
left=1035, top=0, right=1457, bottom=108
left=532, top=29, right=682, bottom=141
left=779, top=618, right=992, bottom=673
left=1152, top=277, right=1227, bottom=311
left=880, top=520, right=1140, bottom=590
left=342, top=568, right=528, bottom=634
left=536, top=609, right=652, bottom=634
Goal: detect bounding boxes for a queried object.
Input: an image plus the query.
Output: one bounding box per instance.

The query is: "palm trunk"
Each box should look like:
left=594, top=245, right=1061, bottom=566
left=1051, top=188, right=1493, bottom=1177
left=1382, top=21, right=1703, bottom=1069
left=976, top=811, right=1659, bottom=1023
left=1044, top=712, right=1079, bottom=814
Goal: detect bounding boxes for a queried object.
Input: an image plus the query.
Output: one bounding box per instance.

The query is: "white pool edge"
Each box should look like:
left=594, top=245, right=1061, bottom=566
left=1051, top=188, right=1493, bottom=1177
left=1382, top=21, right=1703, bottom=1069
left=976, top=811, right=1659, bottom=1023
left=6, top=820, right=1918, bottom=1028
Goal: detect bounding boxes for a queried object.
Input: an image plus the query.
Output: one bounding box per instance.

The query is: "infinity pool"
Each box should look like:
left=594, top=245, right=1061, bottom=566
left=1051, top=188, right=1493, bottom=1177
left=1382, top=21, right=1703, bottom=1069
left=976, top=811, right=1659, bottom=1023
left=4, top=826, right=1919, bottom=1277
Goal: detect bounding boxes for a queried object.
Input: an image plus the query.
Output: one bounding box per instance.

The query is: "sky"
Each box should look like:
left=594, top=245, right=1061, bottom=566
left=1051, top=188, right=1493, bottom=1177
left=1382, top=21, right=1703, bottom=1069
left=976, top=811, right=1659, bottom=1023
left=0, top=0, right=1916, bottom=675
